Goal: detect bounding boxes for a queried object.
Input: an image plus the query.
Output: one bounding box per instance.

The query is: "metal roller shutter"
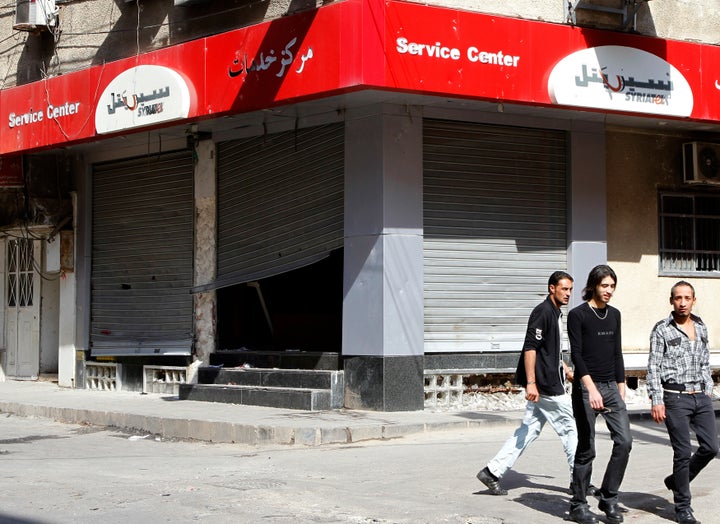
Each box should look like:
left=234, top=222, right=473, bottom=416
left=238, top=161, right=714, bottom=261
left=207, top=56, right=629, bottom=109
left=91, top=151, right=194, bottom=356
left=423, top=119, right=568, bottom=353
left=215, top=123, right=344, bottom=288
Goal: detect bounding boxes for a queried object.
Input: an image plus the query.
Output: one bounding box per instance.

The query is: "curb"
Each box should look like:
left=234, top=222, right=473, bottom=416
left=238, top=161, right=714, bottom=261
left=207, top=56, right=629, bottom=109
left=2, top=399, right=716, bottom=447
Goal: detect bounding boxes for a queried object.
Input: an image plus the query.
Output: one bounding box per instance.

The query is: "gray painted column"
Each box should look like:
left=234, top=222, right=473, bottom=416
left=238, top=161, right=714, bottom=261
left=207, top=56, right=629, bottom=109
left=568, top=122, right=607, bottom=306
left=58, top=193, right=77, bottom=387
left=191, top=139, right=217, bottom=379
left=343, top=105, right=424, bottom=411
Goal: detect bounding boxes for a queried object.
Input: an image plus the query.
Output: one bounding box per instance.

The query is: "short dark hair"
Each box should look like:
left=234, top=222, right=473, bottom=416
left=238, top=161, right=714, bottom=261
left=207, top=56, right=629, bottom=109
left=671, top=280, right=695, bottom=298
left=581, top=264, right=617, bottom=301
left=548, top=271, right=573, bottom=291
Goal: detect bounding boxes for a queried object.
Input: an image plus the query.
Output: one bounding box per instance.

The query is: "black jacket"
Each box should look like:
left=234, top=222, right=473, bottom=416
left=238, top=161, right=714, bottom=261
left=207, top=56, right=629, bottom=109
left=515, top=295, right=566, bottom=396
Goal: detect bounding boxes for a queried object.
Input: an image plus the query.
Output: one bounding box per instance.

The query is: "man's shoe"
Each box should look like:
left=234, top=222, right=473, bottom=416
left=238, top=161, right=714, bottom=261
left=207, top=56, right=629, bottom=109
left=568, top=506, right=599, bottom=524
left=664, top=475, right=676, bottom=491
left=476, top=467, right=507, bottom=496
left=598, top=500, right=624, bottom=523
left=675, top=509, right=697, bottom=524
left=568, top=482, right=600, bottom=496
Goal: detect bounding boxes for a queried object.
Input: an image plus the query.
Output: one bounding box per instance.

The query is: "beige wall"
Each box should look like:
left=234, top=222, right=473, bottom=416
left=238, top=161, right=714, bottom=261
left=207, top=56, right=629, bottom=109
left=607, top=129, right=720, bottom=355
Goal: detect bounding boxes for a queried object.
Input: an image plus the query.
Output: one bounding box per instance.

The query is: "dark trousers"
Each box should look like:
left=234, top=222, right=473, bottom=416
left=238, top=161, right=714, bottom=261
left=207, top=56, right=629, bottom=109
left=663, top=391, right=719, bottom=512
left=570, top=380, right=632, bottom=509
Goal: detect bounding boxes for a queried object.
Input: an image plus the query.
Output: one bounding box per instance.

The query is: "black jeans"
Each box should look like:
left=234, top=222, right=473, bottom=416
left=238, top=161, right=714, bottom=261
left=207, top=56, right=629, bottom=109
left=570, top=380, right=632, bottom=510
left=664, top=391, right=719, bottom=512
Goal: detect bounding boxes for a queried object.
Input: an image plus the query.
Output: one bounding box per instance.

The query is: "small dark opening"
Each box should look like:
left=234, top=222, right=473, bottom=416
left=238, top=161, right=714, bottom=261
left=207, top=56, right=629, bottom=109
left=217, top=249, right=343, bottom=352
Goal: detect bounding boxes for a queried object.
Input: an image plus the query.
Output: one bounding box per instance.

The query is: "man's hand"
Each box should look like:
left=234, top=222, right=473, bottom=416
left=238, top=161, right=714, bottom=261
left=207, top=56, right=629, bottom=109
left=563, top=362, right=574, bottom=383
left=525, top=383, right=539, bottom=402
left=588, top=388, right=604, bottom=410
left=651, top=404, right=666, bottom=424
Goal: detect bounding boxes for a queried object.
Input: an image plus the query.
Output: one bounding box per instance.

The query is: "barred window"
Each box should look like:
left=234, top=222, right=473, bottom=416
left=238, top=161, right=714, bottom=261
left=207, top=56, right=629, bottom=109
left=7, top=238, right=34, bottom=307
left=659, top=192, right=720, bottom=274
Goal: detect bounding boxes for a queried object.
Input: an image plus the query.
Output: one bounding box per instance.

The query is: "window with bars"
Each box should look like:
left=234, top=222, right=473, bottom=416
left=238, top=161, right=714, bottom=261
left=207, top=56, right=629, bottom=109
left=659, top=192, right=720, bottom=274
left=7, top=238, right=34, bottom=307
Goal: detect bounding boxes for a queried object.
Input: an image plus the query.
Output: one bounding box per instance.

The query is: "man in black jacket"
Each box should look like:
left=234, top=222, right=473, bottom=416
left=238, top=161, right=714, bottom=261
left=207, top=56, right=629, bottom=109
left=476, top=271, right=577, bottom=496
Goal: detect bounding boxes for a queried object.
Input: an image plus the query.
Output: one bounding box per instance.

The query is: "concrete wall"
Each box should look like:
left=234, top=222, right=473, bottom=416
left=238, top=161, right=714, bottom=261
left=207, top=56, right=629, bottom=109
left=414, top=0, right=720, bottom=43
left=606, top=129, right=720, bottom=354
left=0, top=0, right=716, bottom=90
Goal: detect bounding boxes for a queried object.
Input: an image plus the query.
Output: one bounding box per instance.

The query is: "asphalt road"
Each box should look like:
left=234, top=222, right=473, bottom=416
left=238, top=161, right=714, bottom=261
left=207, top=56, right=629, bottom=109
left=0, top=413, right=717, bottom=524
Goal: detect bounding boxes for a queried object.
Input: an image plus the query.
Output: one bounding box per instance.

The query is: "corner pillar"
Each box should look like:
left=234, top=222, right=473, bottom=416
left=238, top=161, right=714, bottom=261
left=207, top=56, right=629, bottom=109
left=343, top=105, right=424, bottom=411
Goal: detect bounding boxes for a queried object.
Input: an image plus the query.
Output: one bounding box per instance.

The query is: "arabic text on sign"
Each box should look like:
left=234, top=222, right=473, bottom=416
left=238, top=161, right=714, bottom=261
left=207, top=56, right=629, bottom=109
left=227, top=37, right=304, bottom=79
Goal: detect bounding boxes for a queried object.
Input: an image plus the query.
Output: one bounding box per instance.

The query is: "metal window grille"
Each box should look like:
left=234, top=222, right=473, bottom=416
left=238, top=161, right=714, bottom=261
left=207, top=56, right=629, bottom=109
left=6, top=238, right=34, bottom=307
left=659, top=192, right=720, bottom=274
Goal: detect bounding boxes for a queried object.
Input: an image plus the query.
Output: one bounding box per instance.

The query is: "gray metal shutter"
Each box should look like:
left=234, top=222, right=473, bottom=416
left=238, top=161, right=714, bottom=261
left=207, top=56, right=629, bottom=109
left=423, top=119, right=568, bottom=353
left=91, top=151, right=194, bottom=356
left=215, top=123, right=343, bottom=288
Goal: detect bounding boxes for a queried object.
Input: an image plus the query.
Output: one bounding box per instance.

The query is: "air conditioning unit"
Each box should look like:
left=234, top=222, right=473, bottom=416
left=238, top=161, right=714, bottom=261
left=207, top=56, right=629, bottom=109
left=14, top=0, right=57, bottom=31
left=683, top=142, right=720, bottom=185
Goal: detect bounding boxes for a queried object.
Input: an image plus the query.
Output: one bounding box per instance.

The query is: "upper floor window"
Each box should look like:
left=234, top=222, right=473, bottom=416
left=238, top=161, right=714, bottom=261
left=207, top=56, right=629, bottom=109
left=659, top=192, right=720, bottom=275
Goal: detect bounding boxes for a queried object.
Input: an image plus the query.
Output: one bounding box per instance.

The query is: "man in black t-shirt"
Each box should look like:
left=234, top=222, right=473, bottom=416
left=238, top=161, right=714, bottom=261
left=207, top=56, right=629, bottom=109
left=476, top=271, right=577, bottom=496
left=567, top=265, right=631, bottom=524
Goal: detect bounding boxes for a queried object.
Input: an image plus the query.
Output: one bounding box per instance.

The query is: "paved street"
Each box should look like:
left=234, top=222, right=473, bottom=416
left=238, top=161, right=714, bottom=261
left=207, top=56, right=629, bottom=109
left=0, top=413, right=718, bottom=523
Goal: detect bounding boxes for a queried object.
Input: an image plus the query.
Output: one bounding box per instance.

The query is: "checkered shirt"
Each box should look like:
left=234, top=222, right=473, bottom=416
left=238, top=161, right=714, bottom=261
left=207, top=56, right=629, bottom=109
left=647, top=313, right=713, bottom=406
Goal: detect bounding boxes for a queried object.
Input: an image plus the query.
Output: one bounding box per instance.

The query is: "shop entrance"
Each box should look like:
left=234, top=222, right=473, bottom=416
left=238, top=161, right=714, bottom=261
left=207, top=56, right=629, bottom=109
left=217, top=249, right=343, bottom=353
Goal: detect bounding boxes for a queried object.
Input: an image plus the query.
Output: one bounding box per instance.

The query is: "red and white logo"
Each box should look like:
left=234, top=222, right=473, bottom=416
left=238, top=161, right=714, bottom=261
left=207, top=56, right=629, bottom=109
left=548, top=45, right=693, bottom=117
left=95, top=65, right=192, bottom=134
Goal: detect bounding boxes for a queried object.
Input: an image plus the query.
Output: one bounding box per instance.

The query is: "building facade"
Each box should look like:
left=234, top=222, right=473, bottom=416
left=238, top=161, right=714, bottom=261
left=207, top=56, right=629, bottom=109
left=0, top=0, right=719, bottom=410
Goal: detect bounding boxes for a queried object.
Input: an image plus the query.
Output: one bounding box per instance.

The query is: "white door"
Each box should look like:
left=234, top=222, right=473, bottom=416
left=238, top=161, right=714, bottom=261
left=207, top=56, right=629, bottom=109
left=5, top=237, right=40, bottom=378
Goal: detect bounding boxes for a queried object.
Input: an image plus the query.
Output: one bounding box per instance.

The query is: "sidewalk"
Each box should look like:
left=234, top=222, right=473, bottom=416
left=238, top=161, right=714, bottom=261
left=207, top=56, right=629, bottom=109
left=0, top=380, right=661, bottom=447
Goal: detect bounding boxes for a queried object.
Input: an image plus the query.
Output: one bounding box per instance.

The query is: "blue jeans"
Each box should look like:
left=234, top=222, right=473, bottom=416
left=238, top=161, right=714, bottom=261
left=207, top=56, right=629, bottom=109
left=570, top=380, right=632, bottom=510
left=663, top=391, right=719, bottom=512
left=487, top=393, right=577, bottom=479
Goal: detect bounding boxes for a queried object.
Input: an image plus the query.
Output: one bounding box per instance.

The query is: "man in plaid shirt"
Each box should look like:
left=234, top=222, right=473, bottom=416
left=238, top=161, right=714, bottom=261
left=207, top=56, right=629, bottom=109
left=647, top=280, right=718, bottom=524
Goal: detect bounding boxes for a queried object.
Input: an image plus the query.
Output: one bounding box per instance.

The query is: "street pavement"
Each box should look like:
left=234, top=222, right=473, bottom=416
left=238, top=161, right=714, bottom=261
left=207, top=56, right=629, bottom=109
left=1, top=381, right=720, bottom=523
left=0, top=405, right=719, bottom=523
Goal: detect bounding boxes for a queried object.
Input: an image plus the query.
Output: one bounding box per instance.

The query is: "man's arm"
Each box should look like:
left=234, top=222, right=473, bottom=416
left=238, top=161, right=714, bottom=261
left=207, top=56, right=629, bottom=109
left=647, top=324, right=666, bottom=423
left=700, top=324, right=713, bottom=397
left=562, top=360, right=574, bottom=382
left=524, top=349, right=539, bottom=402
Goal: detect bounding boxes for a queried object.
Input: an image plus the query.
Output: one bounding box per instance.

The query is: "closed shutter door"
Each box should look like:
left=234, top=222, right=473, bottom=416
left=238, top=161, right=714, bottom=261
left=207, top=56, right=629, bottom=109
left=215, top=123, right=344, bottom=289
left=91, top=151, right=194, bottom=356
left=423, top=119, right=568, bottom=353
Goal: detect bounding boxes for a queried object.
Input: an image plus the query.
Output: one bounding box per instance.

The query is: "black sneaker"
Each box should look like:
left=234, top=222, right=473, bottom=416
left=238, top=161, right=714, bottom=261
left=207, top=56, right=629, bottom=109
left=665, top=475, right=676, bottom=491
left=569, top=506, right=599, bottom=524
left=568, top=482, right=600, bottom=497
left=598, top=500, right=624, bottom=523
left=675, top=509, right=697, bottom=524
left=476, top=467, right=507, bottom=495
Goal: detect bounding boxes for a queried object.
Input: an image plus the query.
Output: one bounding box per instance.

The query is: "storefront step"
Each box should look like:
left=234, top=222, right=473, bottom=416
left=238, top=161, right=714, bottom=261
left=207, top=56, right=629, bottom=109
left=177, top=383, right=337, bottom=411
left=210, top=351, right=341, bottom=371
left=198, top=367, right=343, bottom=390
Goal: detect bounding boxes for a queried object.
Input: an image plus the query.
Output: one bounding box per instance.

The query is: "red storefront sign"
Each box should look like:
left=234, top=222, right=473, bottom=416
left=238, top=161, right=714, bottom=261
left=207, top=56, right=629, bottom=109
left=1, top=0, right=719, bottom=156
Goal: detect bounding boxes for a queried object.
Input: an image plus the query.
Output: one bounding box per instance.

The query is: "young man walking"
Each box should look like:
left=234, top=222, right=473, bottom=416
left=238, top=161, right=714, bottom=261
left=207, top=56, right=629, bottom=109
left=568, top=265, right=631, bottom=524
left=647, top=281, right=718, bottom=524
left=476, top=271, right=577, bottom=496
